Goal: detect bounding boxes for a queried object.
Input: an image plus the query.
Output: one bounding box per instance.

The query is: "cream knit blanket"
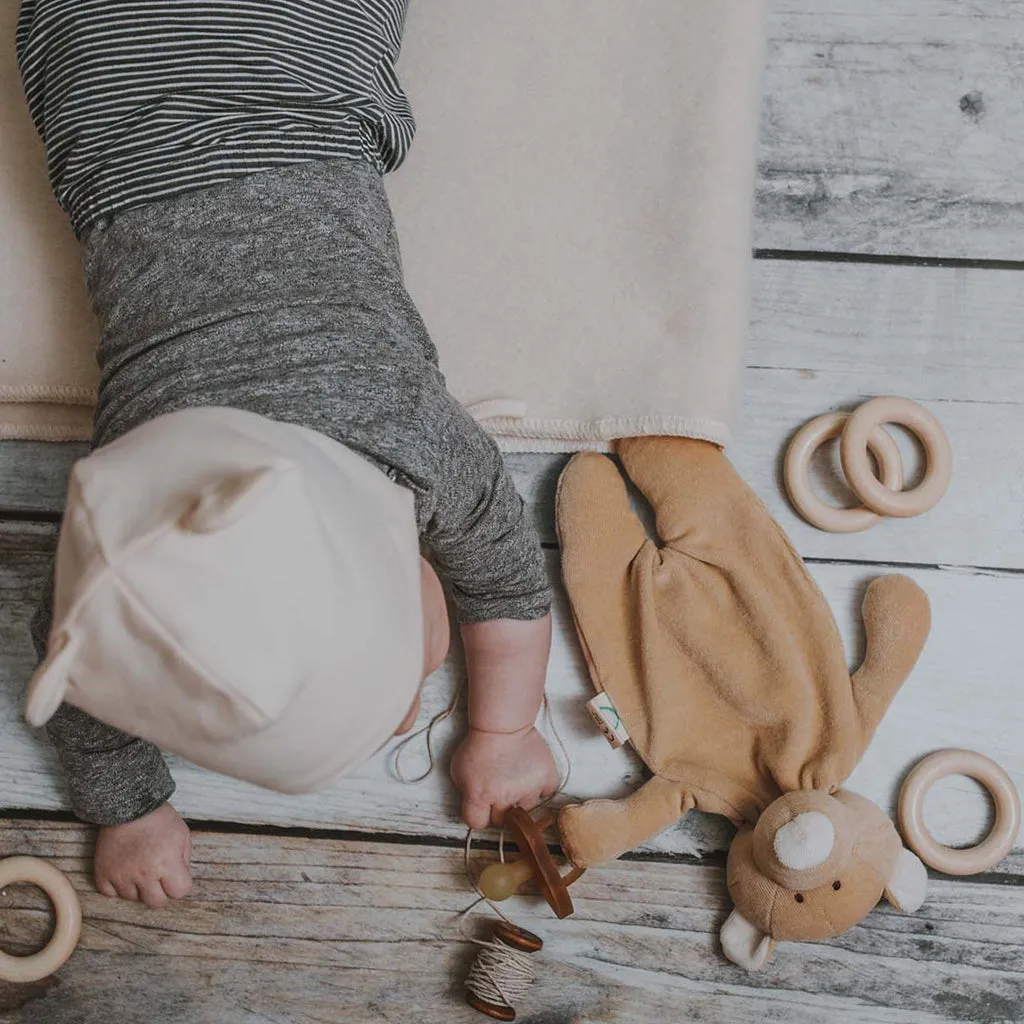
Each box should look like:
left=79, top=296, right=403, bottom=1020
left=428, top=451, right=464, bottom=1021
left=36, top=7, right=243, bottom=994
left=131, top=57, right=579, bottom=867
left=0, top=0, right=764, bottom=450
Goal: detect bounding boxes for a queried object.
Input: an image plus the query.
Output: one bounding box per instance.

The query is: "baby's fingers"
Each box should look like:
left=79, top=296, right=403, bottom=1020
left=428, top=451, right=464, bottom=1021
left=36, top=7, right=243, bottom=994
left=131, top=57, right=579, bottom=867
left=516, top=791, right=546, bottom=816
left=493, top=788, right=544, bottom=826
left=541, top=761, right=560, bottom=798
left=462, top=799, right=492, bottom=831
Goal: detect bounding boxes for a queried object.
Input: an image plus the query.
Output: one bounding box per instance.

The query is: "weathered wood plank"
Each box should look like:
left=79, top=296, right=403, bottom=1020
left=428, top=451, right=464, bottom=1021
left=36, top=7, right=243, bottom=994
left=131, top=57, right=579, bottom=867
left=737, top=260, right=1024, bottom=570
left=757, top=0, right=1024, bottom=259
left=5, top=258, right=1024, bottom=568
left=1, top=820, right=1022, bottom=1024
left=3, top=520, right=1021, bottom=862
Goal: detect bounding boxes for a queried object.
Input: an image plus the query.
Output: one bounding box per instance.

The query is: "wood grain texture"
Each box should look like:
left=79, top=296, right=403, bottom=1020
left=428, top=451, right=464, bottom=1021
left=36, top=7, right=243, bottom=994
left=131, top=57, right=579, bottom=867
left=757, top=0, right=1024, bottom=259
left=3, top=519, right=1021, bottom=861
left=0, top=821, right=1022, bottom=1024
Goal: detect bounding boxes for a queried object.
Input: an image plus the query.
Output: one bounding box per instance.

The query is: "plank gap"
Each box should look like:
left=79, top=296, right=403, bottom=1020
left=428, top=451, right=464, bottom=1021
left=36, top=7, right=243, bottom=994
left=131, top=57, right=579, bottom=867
left=8, top=809, right=1024, bottom=893
left=0, top=510, right=62, bottom=525
left=754, top=249, right=1024, bottom=272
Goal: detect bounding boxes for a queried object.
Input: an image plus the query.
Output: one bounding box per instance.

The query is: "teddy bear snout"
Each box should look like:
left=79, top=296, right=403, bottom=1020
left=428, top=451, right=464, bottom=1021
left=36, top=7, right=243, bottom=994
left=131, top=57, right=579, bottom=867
left=752, top=791, right=856, bottom=892
left=773, top=811, right=835, bottom=871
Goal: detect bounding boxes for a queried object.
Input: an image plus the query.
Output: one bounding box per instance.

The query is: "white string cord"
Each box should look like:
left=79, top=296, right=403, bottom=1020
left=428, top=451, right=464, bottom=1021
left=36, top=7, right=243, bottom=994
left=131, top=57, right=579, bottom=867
left=390, top=679, right=465, bottom=784
left=391, top=680, right=574, bottom=797
left=391, top=679, right=578, bottom=1016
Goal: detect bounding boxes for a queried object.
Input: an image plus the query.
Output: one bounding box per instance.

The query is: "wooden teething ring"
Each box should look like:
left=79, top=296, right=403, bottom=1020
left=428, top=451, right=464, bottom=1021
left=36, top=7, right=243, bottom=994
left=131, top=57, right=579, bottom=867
left=840, top=396, right=952, bottom=518
left=0, top=857, right=82, bottom=983
left=784, top=411, right=904, bottom=533
left=478, top=807, right=584, bottom=919
left=899, top=750, right=1022, bottom=876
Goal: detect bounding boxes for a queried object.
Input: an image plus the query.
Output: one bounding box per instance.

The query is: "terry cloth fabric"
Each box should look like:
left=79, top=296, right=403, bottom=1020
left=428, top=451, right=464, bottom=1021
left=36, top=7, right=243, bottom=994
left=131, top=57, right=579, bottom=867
left=0, top=0, right=766, bottom=450
left=23, top=405, right=425, bottom=796
left=554, top=438, right=932, bottom=869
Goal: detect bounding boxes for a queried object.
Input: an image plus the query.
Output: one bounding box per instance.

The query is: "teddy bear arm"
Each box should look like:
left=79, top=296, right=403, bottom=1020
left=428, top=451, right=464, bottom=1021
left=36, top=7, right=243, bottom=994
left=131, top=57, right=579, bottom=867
left=558, top=774, right=695, bottom=868
left=850, top=575, right=931, bottom=755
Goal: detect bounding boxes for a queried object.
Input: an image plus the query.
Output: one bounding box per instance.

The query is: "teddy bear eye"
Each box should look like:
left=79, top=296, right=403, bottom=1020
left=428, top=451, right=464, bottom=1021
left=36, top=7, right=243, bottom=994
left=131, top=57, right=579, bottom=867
left=833, top=880, right=842, bottom=891
left=794, top=893, right=805, bottom=903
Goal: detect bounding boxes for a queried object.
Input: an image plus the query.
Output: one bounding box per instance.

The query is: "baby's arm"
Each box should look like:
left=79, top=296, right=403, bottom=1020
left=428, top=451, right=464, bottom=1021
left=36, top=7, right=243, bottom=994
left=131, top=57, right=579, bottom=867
left=425, top=405, right=558, bottom=827
left=454, top=616, right=559, bottom=828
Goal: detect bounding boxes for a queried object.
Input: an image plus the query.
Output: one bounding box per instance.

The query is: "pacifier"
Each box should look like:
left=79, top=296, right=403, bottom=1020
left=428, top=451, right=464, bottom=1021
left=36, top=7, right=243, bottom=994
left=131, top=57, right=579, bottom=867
left=477, top=807, right=584, bottom=919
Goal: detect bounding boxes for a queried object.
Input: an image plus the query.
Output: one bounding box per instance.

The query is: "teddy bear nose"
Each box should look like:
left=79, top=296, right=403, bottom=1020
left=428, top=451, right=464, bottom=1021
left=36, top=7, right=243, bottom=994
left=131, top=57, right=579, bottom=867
left=773, top=811, right=836, bottom=871
left=752, top=792, right=856, bottom=891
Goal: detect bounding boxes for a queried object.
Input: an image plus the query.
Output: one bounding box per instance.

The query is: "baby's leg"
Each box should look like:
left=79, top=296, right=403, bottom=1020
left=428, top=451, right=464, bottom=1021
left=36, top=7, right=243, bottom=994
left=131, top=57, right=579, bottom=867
left=32, top=567, right=191, bottom=906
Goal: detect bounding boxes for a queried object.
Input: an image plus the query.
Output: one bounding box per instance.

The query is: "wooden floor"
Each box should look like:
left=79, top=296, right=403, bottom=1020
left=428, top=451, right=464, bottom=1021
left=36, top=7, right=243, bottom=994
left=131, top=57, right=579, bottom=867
left=3, top=2, right=1024, bottom=1021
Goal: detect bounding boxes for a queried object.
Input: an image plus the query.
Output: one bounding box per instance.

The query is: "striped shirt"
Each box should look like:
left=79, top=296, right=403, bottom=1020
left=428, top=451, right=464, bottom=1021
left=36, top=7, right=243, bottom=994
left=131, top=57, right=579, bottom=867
left=16, top=0, right=415, bottom=236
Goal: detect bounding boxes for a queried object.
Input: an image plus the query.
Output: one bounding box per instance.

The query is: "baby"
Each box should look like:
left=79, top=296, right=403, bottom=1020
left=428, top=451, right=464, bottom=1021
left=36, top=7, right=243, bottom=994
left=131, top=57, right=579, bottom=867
left=17, top=0, right=558, bottom=909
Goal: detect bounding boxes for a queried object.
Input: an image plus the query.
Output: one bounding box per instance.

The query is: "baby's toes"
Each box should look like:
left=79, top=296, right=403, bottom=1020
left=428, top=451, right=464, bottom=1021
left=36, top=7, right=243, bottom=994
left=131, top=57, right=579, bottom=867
left=113, top=880, right=141, bottom=902
left=161, top=868, right=193, bottom=901
left=139, top=879, right=169, bottom=909
left=95, top=876, right=118, bottom=898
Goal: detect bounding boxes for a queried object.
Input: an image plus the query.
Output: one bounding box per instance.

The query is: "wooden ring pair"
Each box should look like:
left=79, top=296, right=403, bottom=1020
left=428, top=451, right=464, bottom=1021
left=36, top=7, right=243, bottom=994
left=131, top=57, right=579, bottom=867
left=0, top=857, right=82, bottom=983
left=784, top=397, right=952, bottom=533
left=899, top=750, right=1022, bottom=876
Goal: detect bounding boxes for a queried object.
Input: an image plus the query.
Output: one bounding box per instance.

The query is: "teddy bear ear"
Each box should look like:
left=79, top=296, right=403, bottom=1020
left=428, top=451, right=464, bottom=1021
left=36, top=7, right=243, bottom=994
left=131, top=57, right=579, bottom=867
left=884, top=848, right=928, bottom=914
left=720, top=909, right=775, bottom=971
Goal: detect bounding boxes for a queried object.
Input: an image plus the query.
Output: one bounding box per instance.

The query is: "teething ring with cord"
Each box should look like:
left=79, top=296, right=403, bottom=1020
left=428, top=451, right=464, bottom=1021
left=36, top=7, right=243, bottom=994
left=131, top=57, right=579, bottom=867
left=0, top=857, right=82, bottom=983
left=784, top=412, right=904, bottom=533
left=477, top=807, right=584, bottom=919
left=899, top=750, right=1022, bottom=876
left=841, top=397, right=952, bottom=518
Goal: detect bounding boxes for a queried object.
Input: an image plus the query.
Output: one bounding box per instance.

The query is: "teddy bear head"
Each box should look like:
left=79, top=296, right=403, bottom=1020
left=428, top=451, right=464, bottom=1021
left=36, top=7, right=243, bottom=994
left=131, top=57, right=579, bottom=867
left=720, top=789, right=928, bottom=970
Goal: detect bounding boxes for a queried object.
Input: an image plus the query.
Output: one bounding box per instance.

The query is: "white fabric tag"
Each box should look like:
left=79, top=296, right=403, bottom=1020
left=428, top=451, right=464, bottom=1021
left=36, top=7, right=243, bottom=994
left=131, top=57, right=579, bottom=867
left=586, top=693, right=630, bottom=749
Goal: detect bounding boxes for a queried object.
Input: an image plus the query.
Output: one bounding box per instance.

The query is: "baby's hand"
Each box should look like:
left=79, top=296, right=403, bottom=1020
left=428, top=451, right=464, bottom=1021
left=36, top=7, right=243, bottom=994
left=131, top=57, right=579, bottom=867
left=450, top=726, right=560, bottom=830
left=94, top=802, right=193, bottom=909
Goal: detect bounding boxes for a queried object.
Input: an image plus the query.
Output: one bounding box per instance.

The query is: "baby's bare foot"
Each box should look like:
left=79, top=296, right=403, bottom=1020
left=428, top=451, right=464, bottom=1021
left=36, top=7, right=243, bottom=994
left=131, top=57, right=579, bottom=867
left=94, top=802, right=192, bottom=909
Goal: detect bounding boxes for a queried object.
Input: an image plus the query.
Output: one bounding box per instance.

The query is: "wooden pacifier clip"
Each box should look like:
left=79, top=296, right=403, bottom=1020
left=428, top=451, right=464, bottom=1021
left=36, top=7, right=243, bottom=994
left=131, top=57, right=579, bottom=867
left=785, top=397, right=952, bottom=533
left=0, top=856, right=82, bottom=983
